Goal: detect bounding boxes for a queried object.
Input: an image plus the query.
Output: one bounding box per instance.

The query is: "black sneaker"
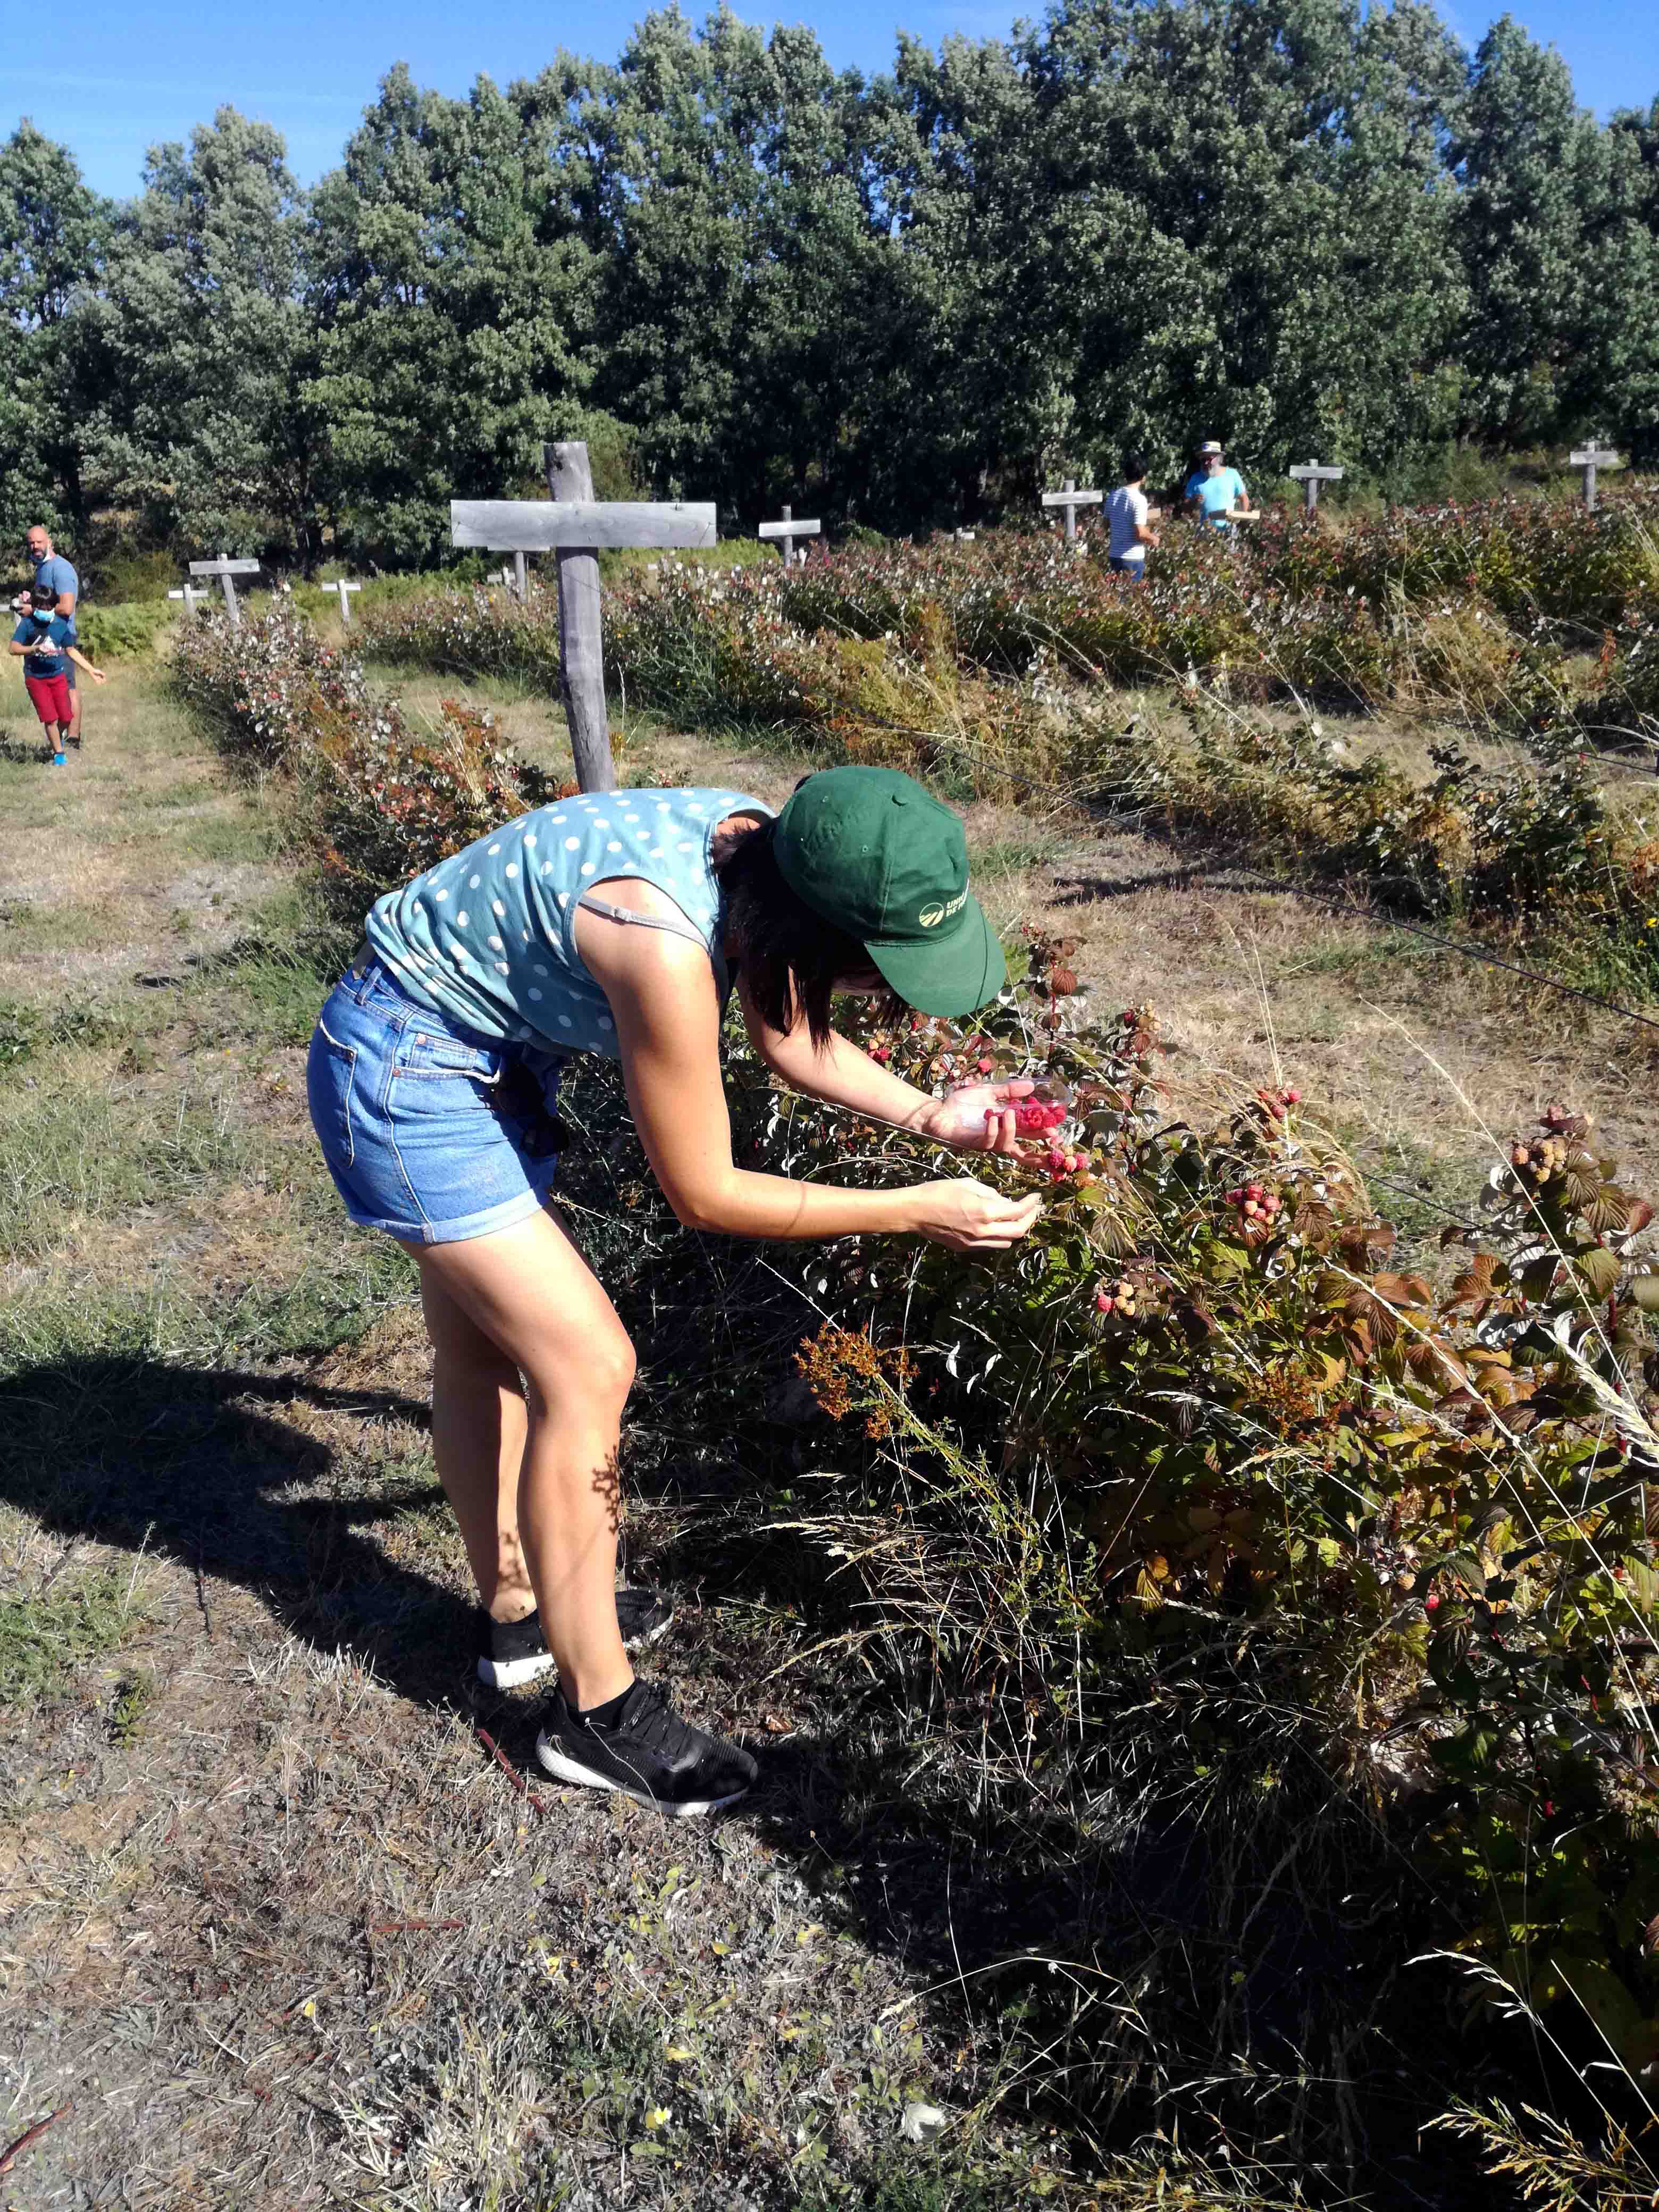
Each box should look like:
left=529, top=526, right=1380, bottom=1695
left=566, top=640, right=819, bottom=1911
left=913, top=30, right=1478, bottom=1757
left=476, top=1589, right=675, bottom=1688
left=616, top=1586, right=675, bottom=1652
left=478, top=1607, right=556, bottom=1690
left=535, top=1681, right=757, bottom=1817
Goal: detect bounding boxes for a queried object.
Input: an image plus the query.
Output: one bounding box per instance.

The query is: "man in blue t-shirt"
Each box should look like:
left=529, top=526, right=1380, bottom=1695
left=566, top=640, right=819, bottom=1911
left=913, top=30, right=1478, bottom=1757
left=1183, top=441, right=1250, bottom=532
left=26, top=524, right=80, bottom=745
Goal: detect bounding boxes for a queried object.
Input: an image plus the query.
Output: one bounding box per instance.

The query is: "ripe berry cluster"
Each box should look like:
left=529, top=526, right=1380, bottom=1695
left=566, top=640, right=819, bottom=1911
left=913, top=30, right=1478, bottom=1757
left=989, top=1100, right=1068, bottom=1135
left=1511, top=1134, right=1569, bottom=1184
left=1226, top=1182, right=1283, bottom=1226
left=1254, top=1085, right=1302, bottom=1123
left=1095, top=1276, right=1139, bottom=1318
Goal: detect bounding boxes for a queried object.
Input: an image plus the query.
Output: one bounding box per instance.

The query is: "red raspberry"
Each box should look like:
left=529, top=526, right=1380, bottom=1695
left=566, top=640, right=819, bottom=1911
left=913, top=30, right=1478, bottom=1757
left=978, top=1057, right=994, bottom=1075
left=1424, top=1594, right=1440, bottom=1614
left=1095, top=1291, right=1113, bottom=1313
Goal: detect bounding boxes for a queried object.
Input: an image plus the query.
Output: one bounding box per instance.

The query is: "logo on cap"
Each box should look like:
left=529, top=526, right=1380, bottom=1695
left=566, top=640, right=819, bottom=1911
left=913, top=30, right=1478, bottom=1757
left=918, top=890, right=967, bottom=929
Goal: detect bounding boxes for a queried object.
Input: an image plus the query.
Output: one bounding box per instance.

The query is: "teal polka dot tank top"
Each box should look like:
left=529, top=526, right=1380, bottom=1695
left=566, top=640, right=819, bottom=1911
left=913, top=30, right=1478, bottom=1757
left=364, top=786, right=773, bottom=1056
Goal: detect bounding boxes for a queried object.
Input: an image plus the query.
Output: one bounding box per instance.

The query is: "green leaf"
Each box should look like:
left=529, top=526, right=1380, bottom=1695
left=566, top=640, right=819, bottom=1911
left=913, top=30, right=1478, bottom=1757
left=1574, top=1246, right=1620, bottom=1300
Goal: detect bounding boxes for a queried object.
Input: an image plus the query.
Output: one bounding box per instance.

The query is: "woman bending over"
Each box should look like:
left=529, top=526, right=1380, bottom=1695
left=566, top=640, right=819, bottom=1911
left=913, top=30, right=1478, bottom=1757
left=307, top=766, right=1039, bottom=1816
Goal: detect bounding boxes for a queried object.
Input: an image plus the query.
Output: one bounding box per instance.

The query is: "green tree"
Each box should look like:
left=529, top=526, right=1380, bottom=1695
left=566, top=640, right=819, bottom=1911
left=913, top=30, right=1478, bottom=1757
left=0, top=121, right=111, bottom=542
left=1599, top=98, right=1659, bottom=465
left=308, top=64, right=597, bottom=568
left=562, top=7, right=917, bottom=526
left=87, top=108, right=322, bottom=558
left=1450, top=16, right=1616, bottom=446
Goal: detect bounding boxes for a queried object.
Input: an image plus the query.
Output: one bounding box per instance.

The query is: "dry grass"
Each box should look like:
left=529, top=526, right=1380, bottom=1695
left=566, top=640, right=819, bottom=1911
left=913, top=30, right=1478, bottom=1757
left=0, top=674, right=1110, bottom=2209
left=2, top=667, right=1647, bottom=2206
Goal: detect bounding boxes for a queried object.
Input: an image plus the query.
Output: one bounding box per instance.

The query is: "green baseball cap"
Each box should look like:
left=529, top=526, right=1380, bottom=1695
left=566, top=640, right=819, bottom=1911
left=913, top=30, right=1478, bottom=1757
left=772, top=766, right=1006, bottom=1017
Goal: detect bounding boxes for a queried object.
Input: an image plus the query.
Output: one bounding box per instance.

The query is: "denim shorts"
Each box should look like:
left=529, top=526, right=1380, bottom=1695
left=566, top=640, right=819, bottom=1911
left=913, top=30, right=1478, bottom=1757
left=307, top=958, right=563, bottom=1245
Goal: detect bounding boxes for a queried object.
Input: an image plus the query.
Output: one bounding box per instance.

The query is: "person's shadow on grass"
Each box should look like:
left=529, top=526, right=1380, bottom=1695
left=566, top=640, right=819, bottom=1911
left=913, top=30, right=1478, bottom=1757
left=0, top=1350, right=478, bottom=1712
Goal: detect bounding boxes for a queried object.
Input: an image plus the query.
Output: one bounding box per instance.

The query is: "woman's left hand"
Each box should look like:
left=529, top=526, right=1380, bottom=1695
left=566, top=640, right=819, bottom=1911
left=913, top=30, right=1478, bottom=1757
left=918, top=1080, right=1036, bottom=1155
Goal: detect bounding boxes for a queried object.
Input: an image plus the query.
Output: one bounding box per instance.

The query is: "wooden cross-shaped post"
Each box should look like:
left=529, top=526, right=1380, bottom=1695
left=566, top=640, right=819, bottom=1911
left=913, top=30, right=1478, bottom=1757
left=1288, top=458, right=1345, bottom=515
left=328, top=579, right=362, bottom=626
left=188, top=554, right=260, bottom=629
left=1569, top=437, right=1619, bottom=513
left=1040, top=477, right=1102, bottom=545
left=167, top=583, right=205, bottom=616
left=758, top=505, right=821, bottom=564
left=451, top=442, right=716, bottom=792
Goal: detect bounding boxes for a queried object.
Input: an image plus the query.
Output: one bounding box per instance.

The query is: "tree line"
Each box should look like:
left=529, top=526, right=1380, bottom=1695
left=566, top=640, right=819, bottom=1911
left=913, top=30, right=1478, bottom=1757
left=2, top=0, right=1656, bottom=577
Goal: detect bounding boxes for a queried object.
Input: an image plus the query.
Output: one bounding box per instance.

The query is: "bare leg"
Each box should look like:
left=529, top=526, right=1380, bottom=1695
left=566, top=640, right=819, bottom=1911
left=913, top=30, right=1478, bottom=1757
left=402, top=1209, right=634, bottom=1712
left=412, top=1259, right=535, bottom=1622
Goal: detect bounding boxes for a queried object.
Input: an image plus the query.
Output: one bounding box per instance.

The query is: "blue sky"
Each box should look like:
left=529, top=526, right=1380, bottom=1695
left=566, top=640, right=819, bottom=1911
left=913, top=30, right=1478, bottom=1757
left=4, top=0, right=1655, bottom=200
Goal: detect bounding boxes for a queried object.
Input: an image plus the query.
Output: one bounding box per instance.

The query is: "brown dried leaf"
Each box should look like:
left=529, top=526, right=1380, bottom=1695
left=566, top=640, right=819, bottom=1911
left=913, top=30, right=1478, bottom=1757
left=1345, top=1290, right=1401, bottom=1347
left=1446, top=1253, right=1498, bottom=1309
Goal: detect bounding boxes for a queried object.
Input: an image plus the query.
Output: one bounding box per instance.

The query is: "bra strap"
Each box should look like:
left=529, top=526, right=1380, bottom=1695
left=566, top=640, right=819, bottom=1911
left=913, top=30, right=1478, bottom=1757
left=576, top=893, right=710, bottom=952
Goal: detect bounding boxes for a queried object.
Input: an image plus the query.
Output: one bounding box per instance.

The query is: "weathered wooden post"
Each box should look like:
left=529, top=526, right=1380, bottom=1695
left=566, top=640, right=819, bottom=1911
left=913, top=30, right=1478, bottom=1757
left=450, top=443, right=716, bottom=793
left=512, top=550, right=529, bottom=602
left=1288, top=458, right=1345, bottom=515
left=187, top=554, right=260, bottom=629
left=1040, top=477, right=1102, bottom=545
left=167, top=583, right=204, bottom=616
left=329, top=579, right=362, bottom=626
left=758, top=505, right=821, bottom=563
left=547, top=440, right=605, bottom=789
left=1569, top=437, right=1619, bottom=513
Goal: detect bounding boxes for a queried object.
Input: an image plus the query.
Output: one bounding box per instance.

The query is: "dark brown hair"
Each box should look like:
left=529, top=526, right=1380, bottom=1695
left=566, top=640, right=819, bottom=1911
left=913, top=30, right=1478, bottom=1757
left=714, top=815, right=875, bottom=1048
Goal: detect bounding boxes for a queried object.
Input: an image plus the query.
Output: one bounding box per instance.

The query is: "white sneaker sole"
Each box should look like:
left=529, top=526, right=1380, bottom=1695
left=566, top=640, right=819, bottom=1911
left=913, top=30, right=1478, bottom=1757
left=534, top=1733, right=751, bottom=1819
left=621, top=1605, right=674, bottom=1653
left=478, top=1601, right=672, bottom=1689
left=477, top=1649, right=558, bottom=1690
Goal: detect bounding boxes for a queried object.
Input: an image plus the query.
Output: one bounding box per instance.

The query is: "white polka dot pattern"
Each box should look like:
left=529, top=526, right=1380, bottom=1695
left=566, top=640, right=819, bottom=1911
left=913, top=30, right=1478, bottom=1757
left=363, top=787, right=773, bottom=1061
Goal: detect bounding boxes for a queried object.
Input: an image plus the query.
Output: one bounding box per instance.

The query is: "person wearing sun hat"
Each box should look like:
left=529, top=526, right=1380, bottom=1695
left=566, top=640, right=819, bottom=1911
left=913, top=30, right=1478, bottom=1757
left=306, top=764, right=1039, bottom=1820
left=1184, top=438, right=1250, bottom=531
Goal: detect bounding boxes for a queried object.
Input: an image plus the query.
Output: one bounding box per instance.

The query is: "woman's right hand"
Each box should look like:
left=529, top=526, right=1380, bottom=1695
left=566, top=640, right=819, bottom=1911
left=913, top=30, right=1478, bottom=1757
left=908, top=1177, right=1043, bottom=1251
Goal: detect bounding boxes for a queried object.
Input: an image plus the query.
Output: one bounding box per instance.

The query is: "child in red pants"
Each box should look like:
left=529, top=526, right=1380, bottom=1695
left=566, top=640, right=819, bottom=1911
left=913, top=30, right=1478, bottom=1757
left=10, top=584, right=104, bottom=763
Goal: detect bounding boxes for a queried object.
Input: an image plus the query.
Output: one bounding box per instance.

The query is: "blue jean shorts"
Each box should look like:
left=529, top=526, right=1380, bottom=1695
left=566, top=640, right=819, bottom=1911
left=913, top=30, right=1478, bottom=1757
left=307, top=958, right=563, bottom=1245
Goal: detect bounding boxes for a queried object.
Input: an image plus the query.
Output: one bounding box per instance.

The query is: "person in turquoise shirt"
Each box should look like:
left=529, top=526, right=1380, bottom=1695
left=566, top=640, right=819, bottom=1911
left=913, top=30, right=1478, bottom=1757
left=307, top=767, right=1043, bottom=1818
left=1184, top=441, right=1250, bottom=532
left=26, top=524, right=80, bottom=745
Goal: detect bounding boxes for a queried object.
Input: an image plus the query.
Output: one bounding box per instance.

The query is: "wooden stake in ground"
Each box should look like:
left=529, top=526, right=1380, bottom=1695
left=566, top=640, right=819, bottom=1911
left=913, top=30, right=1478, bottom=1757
left=758, top=505, right=821, bottom=564
left=450, top=445, right=716, bottom=792
left=1569, top=437, right=1619, bottom=513
left=1041, top=477, right=1102, bottom=546
left=187, top=554, right=260, bottom=629
left=327, top=578, right=362, bottom=626
left=1288, top=458, right=1345, bottom=515
left=166, top=584, right=205, bottom=616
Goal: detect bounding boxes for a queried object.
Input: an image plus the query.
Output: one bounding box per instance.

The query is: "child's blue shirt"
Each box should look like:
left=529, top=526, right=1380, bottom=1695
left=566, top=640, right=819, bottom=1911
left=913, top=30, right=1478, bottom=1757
left=13, top=613, right=73, bottom=678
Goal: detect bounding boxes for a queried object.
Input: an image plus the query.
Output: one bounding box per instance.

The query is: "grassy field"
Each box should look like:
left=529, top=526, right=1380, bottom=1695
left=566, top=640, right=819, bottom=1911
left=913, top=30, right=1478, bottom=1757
left=4, top=662, right=1658, bottom=2206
